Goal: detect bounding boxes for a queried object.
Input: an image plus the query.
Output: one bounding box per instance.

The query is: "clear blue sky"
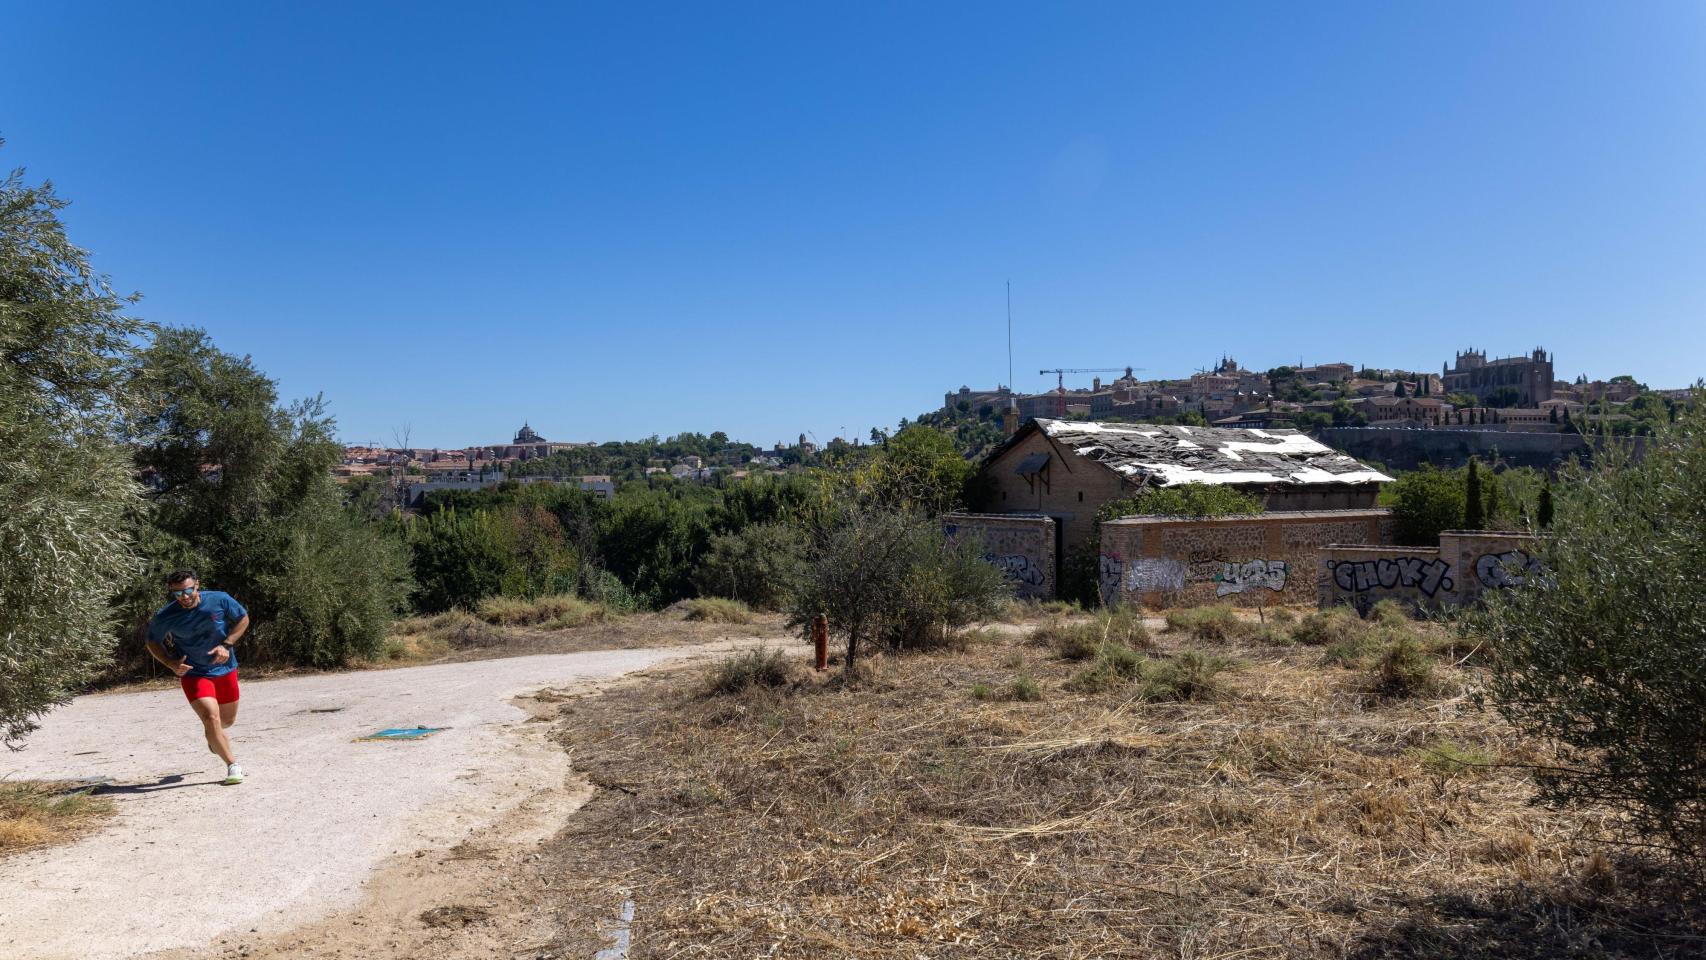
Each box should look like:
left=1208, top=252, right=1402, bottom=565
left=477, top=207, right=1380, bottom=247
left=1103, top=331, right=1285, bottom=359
left=5, top=2, right=1703, bottom=448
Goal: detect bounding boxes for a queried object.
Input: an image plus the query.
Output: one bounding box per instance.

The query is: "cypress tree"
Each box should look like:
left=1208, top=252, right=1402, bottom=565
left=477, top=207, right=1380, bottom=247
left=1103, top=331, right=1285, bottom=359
left=1538, top=481, right=1554, bottom=528
left=1486, top=473, right=1503, bottom=526
left=1464, top=458, right=1485, bottom=530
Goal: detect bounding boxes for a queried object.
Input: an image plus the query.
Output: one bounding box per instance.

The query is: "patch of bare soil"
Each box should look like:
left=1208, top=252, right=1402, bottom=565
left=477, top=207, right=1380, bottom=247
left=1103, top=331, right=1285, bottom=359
left=534, top=624, right=1706, bottom=959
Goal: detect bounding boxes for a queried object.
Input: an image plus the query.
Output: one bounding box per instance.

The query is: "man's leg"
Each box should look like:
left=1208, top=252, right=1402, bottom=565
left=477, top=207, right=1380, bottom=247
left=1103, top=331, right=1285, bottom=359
left=220, top=700, right=238, bottom=729
left=190, top=697, right=236, bottom=765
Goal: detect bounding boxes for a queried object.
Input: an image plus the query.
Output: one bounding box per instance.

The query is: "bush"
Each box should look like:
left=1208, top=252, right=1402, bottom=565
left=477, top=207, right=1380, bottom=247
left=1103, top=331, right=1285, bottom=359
left=680, top=597, right=755, bottom=624
left=1291, top=608, right=1369, bottom=647
left=1480, top=404, right=1706, bottom=861
left=969, top=683, right=992, bottom=700
left=1141, top=650, right=1233, bottom=701
left=1008, top=674, right=1043, bottom=701
left=1371, top=636, right=1437, bottom=698
left=692, top=522, right=804, bottom=611
left=788, top=508, right=1011, bottom=673
left=703, top=646, right=792, bottom=696
left=1389, top=465, right=1467, bottom=546
left=1040, top=609, right=1150, bottom=661
left=1164, top=605, right=1250, bottom=642
left=476, top=594, right=610, bottom=629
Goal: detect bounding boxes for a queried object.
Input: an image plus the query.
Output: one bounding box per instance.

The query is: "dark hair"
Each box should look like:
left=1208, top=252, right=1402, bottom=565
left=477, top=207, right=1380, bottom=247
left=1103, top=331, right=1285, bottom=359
left=165, top=569, right=198, bottom=586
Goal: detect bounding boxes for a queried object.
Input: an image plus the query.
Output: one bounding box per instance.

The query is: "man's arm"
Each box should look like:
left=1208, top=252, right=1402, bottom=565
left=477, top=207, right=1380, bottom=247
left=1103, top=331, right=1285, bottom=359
left=208, top=614, right=249, bottom=666
left=144, top=640, right=192, bottom=677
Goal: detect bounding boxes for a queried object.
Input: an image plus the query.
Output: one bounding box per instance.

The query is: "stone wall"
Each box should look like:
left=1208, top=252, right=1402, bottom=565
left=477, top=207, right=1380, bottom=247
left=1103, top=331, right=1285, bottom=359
left=1098, top=510, right=1392, bottom=609
left=1319, top=530, right=1538, bottom=614
left=943, top=513, right=1057, bottom=600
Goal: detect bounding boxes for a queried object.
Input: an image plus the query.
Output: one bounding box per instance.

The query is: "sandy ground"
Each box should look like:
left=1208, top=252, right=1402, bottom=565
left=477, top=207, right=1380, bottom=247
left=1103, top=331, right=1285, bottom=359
left=0, top=643, right=758, bottom=960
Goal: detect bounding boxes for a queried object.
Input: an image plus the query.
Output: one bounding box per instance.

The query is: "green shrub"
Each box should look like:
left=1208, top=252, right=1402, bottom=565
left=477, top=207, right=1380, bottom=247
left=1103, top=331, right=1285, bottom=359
left=1164, top=605, right=1249, bottom=641
left=788, top=508, right=1011, bottom=673
left=1292, top=608, right=1369, bottom=647
left=1008, top=674, right=1043, bottom=701
left=1372, top=636, right=1438, bottom=698
left=1369, top=599, right=1413, bottom=626
left=1066, top=662, right=1123, bottom=693
left=703, top=646, right=793, bottom=696
left=476, top=594, right=610, bottom=629
left=692, top=522, right=804, bottom=611
left=680, top=597, right=756, bottom=624
left=969, top=683, right=992, bottom=700
left=1039, top=608, right=1150, bottom=661
left=1065, top=642, right=1147, bottom=694
left=1141, top=650, right=1233, bottom=701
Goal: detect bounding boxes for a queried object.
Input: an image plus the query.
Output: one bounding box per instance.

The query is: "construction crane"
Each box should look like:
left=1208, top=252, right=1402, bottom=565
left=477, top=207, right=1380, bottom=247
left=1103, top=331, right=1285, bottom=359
left=1038, top=367, right=1142, bottom=417
left=1039, top=367, right=1129, bottom=393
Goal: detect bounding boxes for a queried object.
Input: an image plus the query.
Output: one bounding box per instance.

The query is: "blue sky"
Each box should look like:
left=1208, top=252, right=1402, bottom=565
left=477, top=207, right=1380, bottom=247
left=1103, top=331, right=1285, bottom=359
left=5, top=2, right=1703, bottom=447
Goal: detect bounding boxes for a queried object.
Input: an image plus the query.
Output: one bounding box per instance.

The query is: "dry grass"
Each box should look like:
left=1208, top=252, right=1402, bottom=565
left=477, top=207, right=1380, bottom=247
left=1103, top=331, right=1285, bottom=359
left=679, top=598, right=757, bottom=624
left=476, top=594, right=614, bottom=629
left=702, top=645, right=794, bottom=696
left=542, top=616, right=1705, bottom=958
left=0, top=780, right=114, bottom=855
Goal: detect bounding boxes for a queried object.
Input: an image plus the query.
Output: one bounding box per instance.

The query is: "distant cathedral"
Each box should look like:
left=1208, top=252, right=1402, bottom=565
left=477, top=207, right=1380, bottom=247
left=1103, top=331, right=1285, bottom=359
left=513, top=422, right=545, bottom=444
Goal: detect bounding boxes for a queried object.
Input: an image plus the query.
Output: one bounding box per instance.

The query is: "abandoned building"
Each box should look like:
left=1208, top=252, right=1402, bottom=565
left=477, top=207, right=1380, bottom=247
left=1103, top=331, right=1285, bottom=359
left=978, top=418, right=1392, bottom=555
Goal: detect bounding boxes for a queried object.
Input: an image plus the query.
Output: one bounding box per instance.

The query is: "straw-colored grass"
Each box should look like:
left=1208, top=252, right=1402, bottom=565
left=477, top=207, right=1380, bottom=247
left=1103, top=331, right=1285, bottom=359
left=476, top=594, right=613, bottom=629
left=542, top=617, right=1696, bottom=959
left=680, top=598, right=757, bottom=624
left=0, top=781, right=114, bottom=855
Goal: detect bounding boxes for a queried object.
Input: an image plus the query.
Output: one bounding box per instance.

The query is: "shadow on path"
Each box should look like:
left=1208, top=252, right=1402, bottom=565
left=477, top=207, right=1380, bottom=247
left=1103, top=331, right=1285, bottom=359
left=88, top=774, right=218, bottom=795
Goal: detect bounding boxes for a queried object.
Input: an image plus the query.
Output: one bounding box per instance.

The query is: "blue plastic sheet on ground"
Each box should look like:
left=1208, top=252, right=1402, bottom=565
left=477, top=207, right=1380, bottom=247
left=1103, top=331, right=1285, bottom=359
left=354, top=726, right=447, bottom=742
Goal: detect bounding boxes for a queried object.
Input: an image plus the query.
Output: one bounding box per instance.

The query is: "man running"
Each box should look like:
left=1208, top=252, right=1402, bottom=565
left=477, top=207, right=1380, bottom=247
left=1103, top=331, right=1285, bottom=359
left=144, top=570, right=250, bottom=785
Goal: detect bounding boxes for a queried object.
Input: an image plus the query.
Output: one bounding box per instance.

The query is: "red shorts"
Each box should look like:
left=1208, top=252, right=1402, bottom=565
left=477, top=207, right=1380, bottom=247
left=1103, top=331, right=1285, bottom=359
left=181, top=671, right=240, bottom=705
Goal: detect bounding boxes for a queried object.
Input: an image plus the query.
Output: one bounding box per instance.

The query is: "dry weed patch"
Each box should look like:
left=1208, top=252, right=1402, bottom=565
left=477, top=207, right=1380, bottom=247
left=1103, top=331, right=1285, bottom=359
left=544, top=620, right=1703, bottom=958
left=0, top=780, right=114, bottom=855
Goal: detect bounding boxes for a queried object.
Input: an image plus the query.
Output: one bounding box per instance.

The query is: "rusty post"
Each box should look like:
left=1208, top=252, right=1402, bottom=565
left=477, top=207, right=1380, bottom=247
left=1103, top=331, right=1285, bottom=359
left=812, top=614, right=828, bottom=671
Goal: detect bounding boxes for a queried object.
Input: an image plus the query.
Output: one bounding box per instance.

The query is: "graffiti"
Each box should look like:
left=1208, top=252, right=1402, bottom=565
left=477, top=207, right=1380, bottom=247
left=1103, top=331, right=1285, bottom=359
left=1475, top=550, right=1543, bottom=590
left=988, top=553, right=1046, bottom=587
left=1328, top=557, right=1454, bottom=597
left=1098, top=553, right=1124, bottom=604
left=1124, top=558, right=1188, bottom=594
left=1214, top=559, right=1288, bottom=597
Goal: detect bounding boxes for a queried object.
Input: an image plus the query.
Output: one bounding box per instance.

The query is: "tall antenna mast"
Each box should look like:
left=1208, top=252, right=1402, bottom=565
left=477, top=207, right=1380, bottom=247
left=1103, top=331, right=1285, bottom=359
left=1006, top=280, right=1013, bottom=391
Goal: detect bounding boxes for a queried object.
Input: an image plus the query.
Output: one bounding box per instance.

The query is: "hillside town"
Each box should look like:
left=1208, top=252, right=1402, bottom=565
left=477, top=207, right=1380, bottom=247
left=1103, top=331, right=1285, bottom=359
left=339, top=345, right=1695, bottom=507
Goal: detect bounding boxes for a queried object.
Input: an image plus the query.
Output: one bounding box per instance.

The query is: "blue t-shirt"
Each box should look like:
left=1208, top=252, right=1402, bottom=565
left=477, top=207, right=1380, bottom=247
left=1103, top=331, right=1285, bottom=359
left=147, top=591, right=247, bottom=677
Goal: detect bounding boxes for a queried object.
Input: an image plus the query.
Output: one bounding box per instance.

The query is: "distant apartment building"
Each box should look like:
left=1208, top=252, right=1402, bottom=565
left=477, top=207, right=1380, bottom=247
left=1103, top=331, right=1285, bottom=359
left=1442, top=348, right=1554, bottom=407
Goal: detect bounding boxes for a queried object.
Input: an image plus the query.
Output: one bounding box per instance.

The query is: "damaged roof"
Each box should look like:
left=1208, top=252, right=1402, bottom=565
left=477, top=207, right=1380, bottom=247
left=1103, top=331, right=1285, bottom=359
left=1021, top=418, right=1393, bottom=487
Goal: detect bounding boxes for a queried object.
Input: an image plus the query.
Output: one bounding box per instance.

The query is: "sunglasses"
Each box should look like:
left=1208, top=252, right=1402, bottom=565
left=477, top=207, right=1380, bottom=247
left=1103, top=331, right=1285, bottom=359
left=169, top=586, right=198, bottom=598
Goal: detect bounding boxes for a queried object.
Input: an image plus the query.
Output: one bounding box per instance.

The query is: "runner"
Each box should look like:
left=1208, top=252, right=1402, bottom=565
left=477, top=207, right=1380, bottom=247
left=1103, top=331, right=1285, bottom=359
left=143, top=570, right=250, bottom=785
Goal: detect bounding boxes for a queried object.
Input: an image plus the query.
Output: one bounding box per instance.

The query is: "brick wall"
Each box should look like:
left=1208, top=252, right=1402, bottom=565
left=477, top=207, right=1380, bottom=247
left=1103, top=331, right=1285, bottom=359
left=1098, top=509, right=1391, bottom=608
left=981, top=430, right=1134, bottom=556
left=943, top=513, right=1058, bottom=600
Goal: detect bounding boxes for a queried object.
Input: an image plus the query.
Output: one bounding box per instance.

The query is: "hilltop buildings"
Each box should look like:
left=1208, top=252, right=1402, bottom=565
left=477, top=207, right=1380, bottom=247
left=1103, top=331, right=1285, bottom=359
left=1441, top=348, right=1554, bottom=407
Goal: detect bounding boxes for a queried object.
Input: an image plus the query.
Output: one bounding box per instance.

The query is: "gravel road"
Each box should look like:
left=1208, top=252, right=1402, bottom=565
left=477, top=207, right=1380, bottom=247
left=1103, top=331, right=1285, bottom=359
left=0, top=646, right=730, bottom=960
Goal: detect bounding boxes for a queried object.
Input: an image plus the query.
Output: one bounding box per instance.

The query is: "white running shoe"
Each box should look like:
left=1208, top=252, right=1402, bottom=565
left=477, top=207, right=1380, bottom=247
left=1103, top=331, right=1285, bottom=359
left=223, top=762, right=245, bottom=785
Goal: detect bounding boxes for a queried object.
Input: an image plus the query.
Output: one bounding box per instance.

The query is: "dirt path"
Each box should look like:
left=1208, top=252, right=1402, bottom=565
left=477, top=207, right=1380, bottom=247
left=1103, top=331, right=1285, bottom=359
left=0, top=643, right=755, bottom=960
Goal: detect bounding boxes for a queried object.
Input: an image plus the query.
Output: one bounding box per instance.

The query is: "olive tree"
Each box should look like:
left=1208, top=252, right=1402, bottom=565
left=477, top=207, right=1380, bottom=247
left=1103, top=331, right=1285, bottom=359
left=0, top=155, right=144, bottom=745
left=789, top=508, right=1009, bottom=676
left=1479, top=406, right=1706, bottom=864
